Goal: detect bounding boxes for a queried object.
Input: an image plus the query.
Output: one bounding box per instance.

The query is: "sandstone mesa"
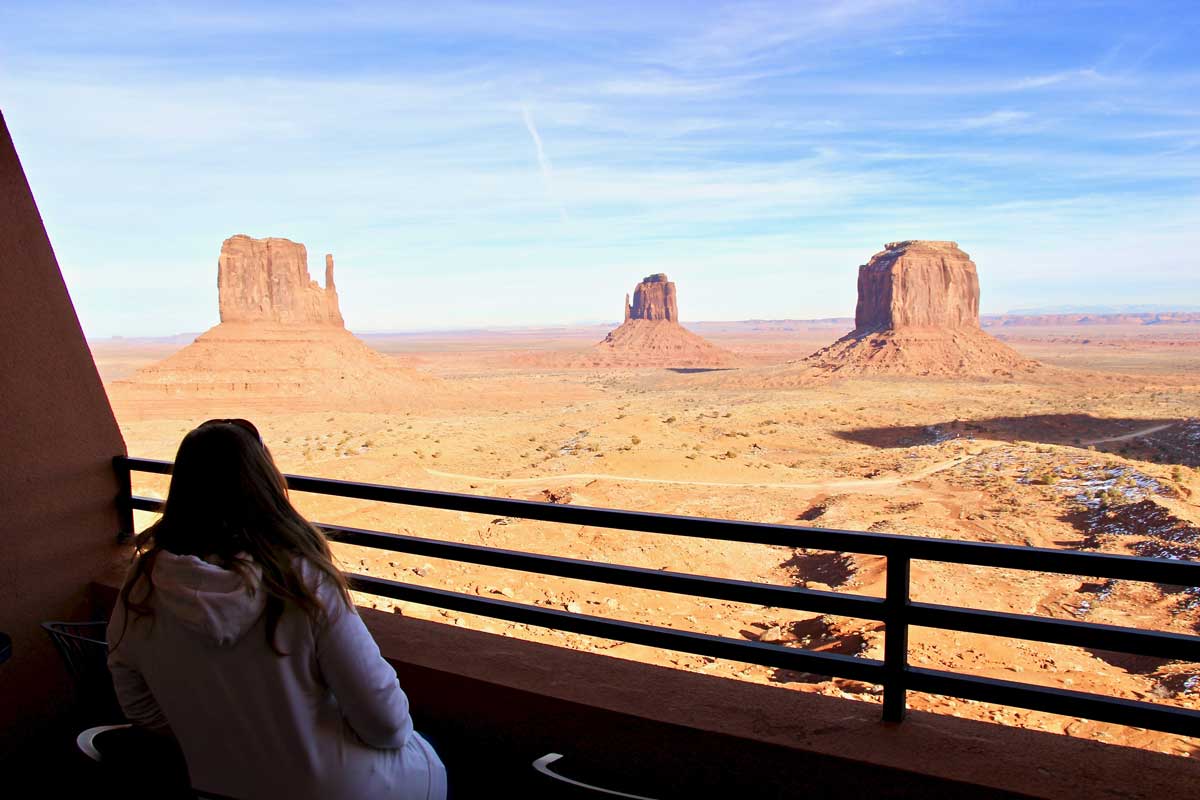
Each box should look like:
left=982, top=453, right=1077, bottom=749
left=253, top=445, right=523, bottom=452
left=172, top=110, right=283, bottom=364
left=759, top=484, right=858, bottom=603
left=805, top=241, right=1039, bottom=377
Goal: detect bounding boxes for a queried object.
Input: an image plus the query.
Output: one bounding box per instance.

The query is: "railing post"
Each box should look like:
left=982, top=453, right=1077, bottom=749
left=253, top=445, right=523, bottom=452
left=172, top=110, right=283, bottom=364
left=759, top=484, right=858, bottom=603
left=882, top=553, right=911, bottom=723
left=113, top=455, right=135, bottom=544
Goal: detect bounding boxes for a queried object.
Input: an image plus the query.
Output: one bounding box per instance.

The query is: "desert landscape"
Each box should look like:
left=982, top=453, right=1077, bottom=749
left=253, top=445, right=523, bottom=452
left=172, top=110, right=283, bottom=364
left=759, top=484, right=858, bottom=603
left=94, top=235, right=1200, bottom=758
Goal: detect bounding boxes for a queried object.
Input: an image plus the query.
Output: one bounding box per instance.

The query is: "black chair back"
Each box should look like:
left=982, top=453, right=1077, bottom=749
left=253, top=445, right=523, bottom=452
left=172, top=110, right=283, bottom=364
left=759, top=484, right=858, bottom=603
left=41, top=620, right=121, bottom=720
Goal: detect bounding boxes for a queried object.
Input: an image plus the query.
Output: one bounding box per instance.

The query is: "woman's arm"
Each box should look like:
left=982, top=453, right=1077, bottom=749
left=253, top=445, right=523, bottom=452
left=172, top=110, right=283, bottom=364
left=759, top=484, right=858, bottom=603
left=106, top=600, right=171, bottom=732
left=313, top=577, right=414, bottom=749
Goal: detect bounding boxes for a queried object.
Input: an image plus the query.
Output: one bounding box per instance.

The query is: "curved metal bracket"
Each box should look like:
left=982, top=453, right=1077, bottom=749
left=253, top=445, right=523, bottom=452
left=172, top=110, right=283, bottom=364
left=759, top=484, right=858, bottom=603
left=531, top=753, right=659, bottom=799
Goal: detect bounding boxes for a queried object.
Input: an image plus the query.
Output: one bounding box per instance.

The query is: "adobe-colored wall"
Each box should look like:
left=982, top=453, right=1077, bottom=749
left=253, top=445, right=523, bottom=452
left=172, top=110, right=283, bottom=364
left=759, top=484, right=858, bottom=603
left=0, top=110, right=127, bottom=755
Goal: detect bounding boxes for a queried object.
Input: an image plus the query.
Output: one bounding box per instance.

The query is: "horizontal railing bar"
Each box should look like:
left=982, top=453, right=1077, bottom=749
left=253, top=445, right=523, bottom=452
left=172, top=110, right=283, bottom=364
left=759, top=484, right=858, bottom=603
left=894, top=537, right=1200, bottom=584
left=119, top=456, right=1200, bottom=585
left=907, top=668, right=1200, bottom=738
left=130, top=496, right=163, bottom=512
left=128, top=496, right=883, bottom=617
left=346, top=574, right=886, bottom=683
left=326, top=522, right=885, bottom=619
left=909, top=603, right=1200, bottom=661
left=125, top=457, right=171, bottom=475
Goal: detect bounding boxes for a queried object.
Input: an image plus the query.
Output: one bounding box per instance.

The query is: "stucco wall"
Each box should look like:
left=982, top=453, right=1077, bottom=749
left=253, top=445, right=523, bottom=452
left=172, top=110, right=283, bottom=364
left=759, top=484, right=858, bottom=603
left=0, top=109, right=127, bottom=755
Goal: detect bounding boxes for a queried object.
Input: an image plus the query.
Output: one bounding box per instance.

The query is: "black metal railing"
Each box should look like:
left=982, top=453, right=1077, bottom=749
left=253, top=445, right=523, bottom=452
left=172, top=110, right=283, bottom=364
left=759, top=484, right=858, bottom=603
left=114, top=455, right=1200, bottom=736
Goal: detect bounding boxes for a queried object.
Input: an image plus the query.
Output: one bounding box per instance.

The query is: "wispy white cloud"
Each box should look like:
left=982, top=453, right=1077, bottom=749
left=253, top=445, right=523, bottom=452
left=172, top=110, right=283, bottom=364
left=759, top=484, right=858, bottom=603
left=521, top=105, right=569, bottom=222
left=1009, top=68, right=1104, bottom=90
left=957, top=110, right=1032, bottom=130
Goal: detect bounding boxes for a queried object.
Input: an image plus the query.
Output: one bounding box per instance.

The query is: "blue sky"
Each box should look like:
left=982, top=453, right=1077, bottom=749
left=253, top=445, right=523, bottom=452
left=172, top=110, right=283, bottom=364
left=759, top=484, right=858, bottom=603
left=2, top=1, right=1197, bottom=336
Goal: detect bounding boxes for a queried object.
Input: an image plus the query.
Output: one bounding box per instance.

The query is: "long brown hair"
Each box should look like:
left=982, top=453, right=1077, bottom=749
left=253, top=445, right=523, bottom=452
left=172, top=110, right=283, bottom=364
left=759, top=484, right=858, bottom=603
left=117, top=419, right=352, bottom=654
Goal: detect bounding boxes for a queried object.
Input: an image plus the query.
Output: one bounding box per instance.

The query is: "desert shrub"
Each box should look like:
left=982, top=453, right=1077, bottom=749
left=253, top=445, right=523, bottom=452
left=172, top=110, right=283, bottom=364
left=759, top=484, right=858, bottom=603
left=631, top=435, right=641, bottom=445
left=1032, top=471, right=1058, bottom=485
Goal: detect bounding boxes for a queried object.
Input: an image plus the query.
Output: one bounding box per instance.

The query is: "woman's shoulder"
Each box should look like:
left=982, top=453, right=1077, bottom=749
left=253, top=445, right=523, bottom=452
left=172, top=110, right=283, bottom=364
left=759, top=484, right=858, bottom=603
left=290, top=555, right=354, bottom=615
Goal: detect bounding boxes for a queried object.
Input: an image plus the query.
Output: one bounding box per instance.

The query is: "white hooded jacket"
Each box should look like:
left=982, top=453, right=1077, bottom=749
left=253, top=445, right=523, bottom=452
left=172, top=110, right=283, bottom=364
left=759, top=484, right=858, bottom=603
left=107, top=551, right=446, bottom=800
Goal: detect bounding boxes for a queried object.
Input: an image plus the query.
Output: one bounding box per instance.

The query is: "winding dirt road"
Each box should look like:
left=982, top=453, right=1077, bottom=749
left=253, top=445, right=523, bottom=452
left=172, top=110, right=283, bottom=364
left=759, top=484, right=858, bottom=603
left=1082, top=422, right=1173, bottom=445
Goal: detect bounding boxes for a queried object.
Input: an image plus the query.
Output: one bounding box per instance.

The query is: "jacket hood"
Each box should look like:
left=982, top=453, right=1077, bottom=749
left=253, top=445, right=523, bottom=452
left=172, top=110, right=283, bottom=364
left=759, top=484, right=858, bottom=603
left=152, top=551, right=266, bottom=647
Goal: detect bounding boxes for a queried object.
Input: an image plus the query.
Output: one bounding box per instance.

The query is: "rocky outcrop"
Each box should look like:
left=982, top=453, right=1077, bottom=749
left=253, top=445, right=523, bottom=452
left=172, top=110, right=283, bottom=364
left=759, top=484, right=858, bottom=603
left=119, top=234, right=434, bottom=404
left=805, top=241, right=1039, bottom=377
left=217, top=235, right=343, bottom=326
left=567, top=274, right=735, bottom=368
left=628, top=273, right=679, bottom=322
left=855, top=241, right=979, bottom=332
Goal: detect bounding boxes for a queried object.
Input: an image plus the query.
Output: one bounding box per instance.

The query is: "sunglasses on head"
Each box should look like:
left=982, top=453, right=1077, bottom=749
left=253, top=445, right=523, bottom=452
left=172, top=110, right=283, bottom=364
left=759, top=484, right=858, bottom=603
left=199, top=418, right=263, bottom=444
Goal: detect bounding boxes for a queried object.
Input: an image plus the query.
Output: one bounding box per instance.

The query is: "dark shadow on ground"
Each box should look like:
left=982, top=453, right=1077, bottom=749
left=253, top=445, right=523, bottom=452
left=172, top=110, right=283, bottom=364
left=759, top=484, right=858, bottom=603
left=666, top=367, right=737, bottom=374
left=780, top=549, right=856, bottom=588
left=835, top=413, right=1189, bottom=456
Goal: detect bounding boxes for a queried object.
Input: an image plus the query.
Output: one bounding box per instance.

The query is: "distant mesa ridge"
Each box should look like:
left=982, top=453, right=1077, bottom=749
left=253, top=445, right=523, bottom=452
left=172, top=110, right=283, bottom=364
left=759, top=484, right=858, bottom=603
left=806, top=240, right=1039, bottom=377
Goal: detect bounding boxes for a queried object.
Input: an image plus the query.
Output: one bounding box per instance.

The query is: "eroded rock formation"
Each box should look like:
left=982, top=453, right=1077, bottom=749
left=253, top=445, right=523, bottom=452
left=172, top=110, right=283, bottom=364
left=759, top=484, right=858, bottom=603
left=571, top=273, right=736, bottom=368
left=218, top=235, right=343, bottom=326
left=118, top=234, right=433, bottom=404
left=805, top=241, right=1038, bottom=377
left=628, top=273, right=679, bottom=322
left=855, top=241, right=979, bottom=331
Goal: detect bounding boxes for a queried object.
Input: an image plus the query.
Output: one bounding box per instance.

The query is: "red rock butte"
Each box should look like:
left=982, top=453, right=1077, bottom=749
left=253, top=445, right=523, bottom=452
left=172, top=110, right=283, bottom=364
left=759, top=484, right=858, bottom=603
left=218, top=235, right=344, bottom=326
left=574, top=274, right=736, bottom=368
left=806, top=241, right=1038, bottom=377
left=115, top=235, right=433, bottom=405
left=625, top=273, right=678, bottom=322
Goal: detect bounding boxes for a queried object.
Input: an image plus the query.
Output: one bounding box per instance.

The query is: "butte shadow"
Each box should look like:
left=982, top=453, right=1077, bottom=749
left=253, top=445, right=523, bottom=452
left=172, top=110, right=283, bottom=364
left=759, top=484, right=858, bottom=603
left=834, top=413, right=1184, bottom=451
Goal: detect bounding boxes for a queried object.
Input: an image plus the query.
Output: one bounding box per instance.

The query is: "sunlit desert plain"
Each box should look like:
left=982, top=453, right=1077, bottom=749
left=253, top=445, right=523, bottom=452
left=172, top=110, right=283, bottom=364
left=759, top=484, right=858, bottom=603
left=93, top=309, right=1200, bottom=758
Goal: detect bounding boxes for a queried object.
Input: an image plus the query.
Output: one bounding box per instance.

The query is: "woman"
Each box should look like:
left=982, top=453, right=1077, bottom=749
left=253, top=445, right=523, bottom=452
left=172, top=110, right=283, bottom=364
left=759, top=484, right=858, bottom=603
left=107, top=418, right=447, bottom=800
